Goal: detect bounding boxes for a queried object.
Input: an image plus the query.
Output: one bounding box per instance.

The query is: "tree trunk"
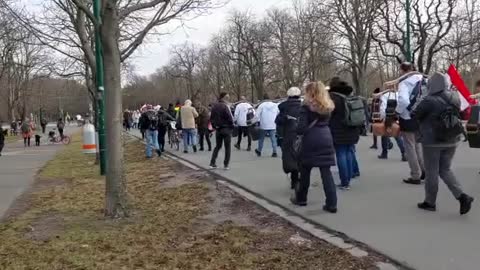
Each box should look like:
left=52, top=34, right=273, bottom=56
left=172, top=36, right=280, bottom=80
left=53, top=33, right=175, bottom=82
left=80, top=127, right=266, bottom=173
left=101, top=0, right=129, bottom=218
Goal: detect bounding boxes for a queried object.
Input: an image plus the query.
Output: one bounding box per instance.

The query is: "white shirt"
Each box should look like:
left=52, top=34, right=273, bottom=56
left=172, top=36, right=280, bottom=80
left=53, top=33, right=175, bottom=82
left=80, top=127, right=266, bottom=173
left=255, top=101, right=279, bottom=130
left=379, top=92, right=398, bottom=120
left=396, top=74, right=423, bottom=120
left=234, top=102, right=254, bottom=127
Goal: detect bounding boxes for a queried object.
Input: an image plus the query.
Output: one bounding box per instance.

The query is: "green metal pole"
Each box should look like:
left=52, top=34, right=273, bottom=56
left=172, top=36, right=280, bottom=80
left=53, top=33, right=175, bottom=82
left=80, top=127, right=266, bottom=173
left=93, top=0, right=107, bottom=175
left=406, top=0, right=412, bottom=62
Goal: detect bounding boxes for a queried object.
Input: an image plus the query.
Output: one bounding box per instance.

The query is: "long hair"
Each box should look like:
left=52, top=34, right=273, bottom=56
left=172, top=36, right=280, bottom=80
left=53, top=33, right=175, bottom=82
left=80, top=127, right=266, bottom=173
left=304, top=81, right=335, bottom=114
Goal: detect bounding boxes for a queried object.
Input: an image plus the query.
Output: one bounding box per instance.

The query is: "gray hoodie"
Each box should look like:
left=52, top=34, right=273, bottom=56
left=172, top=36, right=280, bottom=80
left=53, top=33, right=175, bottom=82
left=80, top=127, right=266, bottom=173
left=413, top=72, right=462, bottom=147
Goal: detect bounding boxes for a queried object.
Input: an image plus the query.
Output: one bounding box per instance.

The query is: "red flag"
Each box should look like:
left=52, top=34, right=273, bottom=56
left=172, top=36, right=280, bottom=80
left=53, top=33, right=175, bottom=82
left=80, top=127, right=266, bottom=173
left=447, top=64, right=477, bottom=119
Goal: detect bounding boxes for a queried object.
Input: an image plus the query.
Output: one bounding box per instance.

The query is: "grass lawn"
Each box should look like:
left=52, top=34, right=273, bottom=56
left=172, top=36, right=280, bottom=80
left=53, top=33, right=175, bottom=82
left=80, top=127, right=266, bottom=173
left=0, top=135, right=381, bottom=270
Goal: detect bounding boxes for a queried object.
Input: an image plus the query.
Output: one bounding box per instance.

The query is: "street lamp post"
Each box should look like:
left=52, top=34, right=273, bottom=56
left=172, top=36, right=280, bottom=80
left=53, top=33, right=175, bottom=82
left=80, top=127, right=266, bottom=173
left=93, top=0, right=107, bottom=175
left=406, top=0, right=412, bottom=62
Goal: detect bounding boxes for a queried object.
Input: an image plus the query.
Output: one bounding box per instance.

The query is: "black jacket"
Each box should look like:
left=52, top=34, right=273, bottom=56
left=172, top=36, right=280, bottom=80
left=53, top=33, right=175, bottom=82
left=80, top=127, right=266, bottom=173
left=139, top=110, right=157, bottom=130
left=210, top=100, right=234, bottom=129
left=157, top=109, right=175, bottom=129
left=0, top=128, right=4, bottom=144
left=298, top=105, right=336, bottom=168
left=329, top=84, right=360, bottom=145
left=276, top=97, right=302, bottom=173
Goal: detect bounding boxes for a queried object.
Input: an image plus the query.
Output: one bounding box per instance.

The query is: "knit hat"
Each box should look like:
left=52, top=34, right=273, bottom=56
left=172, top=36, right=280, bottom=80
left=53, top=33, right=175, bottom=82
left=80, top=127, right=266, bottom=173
left=287, top=87, right=301, bottom=97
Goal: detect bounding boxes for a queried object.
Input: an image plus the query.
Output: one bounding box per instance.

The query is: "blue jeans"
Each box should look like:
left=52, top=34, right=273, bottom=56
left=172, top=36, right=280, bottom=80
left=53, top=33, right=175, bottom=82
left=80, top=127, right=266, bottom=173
left=335, top=144, right=355, bottom=186
left=146, top=129, right=159, bottom=158
left=183, top=129, right=197, bottom=152
left=352, top=145, right=360, bottom=176
left=257, top=129, right=277, bottom=154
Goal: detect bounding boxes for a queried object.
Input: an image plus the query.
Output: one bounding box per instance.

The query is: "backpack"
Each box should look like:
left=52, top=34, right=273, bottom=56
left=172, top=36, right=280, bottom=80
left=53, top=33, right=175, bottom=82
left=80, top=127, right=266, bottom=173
left=146, top=111, right=159, bottom=131
left=21, top=122, right=30, bottom=133
left=332, top=93, right=366, bottom=127
left=407, top=77, right=428, bottom=112
left=246, top=107, right=255, bottom=126
left=434, top=95, right=465, bottom=142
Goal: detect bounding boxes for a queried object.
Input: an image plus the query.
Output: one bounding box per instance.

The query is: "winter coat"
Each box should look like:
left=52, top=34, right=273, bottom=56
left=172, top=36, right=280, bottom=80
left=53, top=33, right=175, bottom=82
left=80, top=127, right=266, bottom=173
left=413, top=72, right=462, bottom=147
left=0, top=128, right=5, bottom=144
left=234, top=102, right=254, bottom=127
left=396, top=73, right=424, bottom=120
left=180, top=105, right=199, bottom=129
left=329, top=84, right=360, bottom=145
left=210, top=100, right=234, bottom=129
left=297, top=105, right=336, bottom=168
left=196, top=105, right=210, bottom=129
left=276, top=97, right=302, bottom=173
left=256, top=101, right=279, bottom=130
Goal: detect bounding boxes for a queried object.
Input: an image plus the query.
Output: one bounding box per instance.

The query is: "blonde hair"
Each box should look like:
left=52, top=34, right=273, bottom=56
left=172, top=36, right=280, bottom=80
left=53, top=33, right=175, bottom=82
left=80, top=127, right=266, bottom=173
left=304, top=81, right=335, bottom=113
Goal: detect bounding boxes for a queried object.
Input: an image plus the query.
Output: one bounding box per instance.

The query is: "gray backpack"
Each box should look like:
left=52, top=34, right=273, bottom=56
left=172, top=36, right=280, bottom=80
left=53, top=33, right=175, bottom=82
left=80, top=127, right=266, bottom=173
left=332, top=93, right=366, bottom=127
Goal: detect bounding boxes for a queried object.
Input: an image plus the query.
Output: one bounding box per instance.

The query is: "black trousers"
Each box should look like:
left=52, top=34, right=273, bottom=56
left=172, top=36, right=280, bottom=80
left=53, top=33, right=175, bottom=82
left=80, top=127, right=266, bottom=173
left=158, top=126, right=167, bottom=151
left=290, top=171, right=299, bottom=189
left=296, top=166, right=337, bottom=208
left=58, top=128, right=64, bottom=138
left=41, top=124, right=46, bottom=134
left=210, top=128, right=232, bottom=167
left=24, top=137, right=31, bottom=147
left=198, top=127, right=212, bottom=150
left=0, top=143, right=4, bottom=154
left=236, top=126, right=252, bottom=148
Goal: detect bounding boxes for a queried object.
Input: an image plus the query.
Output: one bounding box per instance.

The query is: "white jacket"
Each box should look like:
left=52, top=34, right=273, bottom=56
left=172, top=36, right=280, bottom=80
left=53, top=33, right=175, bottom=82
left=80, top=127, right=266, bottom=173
left=396, top=74, right=423, bottom=120
left=256, top=101, right=279, bottom=130
left=380, top=92, right=398, bottom=120
left=234, top=102, right=254, bottom=127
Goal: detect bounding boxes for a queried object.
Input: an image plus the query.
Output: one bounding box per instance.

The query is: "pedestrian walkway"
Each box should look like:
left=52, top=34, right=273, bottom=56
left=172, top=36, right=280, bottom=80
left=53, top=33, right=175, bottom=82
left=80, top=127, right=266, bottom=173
left=0, top=127, right=74, bottom=218
left=130, top=129, right=480, bottom=270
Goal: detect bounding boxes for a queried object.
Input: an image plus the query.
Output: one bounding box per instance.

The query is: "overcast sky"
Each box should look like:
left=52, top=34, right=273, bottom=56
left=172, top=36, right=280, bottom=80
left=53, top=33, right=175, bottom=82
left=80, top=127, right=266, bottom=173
left=130, top=0, right=291, bottom=76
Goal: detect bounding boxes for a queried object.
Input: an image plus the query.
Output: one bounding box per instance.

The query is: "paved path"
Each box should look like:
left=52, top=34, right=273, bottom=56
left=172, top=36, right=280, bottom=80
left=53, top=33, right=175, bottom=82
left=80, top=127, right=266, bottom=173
left=0, top=126, right=75, bottom=218
left=131, top=129, right=480, bottom=270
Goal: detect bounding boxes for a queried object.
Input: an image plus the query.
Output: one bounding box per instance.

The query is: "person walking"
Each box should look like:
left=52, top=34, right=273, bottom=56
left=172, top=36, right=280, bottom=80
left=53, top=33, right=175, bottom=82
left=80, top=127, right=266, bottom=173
left=396, top=62, right=425, bottom=184
left=40, top=117, right=47, bottom=134
left=0, top=124, right=5, bottom=156
left=377, top=91, right=407, bottom=161
left=370, top=88, right=381, bottom=149
left=234, top=96, right=254, bottom=151
left=255, top=94, right=280, bottom=158
left=21, top=119, right=33, bottom=147
left=413, top=72, right=474, bottom=215
left=276, top=87, right=302, bottom=189
left=57, top=118, right=65, bottom=139
left=157, top=107, right=175, bottom=153
left=210, top=92, right=234, bottom=170
left=140, top=105, right=161, bottom=158
left=180, top=99, right=199, bottom=153
left=329, top=80, right=361, bottom=190
left=290, top=81, right=337, bottom=213
left=196, top=102, right=212, bottom=151
left=166, top=103, right=176, bottom=143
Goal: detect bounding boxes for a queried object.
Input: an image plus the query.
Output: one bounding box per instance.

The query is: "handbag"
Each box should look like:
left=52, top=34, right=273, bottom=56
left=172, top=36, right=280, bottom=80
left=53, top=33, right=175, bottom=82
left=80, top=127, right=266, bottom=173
left=293, top=118, right=318, bottom=159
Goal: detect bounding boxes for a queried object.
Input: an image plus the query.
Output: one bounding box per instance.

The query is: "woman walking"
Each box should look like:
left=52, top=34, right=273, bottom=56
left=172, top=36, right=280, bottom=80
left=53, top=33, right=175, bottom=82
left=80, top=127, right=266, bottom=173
left=276, top=87, right=302, bottom=189
left=290, top=81, right=337, bottom=213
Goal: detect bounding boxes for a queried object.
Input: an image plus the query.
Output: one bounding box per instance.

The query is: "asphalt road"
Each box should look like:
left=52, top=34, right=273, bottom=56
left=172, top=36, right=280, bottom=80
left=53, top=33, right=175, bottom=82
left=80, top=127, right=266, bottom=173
left=131, top=128, right=480, bottom=270
left=0, top=125, right=76, bottom=218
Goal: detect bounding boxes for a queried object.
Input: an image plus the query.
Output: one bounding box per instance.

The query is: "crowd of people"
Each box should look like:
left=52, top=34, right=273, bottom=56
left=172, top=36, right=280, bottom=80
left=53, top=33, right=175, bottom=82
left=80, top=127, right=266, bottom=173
left=132, top=61, right=476, bottom=216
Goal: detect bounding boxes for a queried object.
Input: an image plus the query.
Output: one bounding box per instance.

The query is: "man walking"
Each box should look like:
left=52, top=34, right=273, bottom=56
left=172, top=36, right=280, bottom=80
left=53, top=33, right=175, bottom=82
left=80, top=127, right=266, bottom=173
left=140, top=105, right=161, bottom=158
left=210, top=92, right=234, bottom=170
left=0, top=124, right=5, bottom=157
left=180, top=100, right=199, bottom=153
left=255, top=94, right=279, bottom=158
left=234, top=96, right=254, bottom=151
left=396, top=62, right=425, bottom=184
left=196, top=102, right=212, bottom=151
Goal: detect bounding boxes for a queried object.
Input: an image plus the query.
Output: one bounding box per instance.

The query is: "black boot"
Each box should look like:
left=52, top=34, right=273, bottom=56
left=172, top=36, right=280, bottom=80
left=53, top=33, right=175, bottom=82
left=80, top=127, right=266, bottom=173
left=378, top=154, right=388, bottom=160
left=234, top=144, right=240, bottom=150
left=401, top=154, right=408, bottom=162
left=193, top=146, right=197, bottom=153
left=458, top=194, right=474, bottom=215
left=417, top=202, right=436, bottom=212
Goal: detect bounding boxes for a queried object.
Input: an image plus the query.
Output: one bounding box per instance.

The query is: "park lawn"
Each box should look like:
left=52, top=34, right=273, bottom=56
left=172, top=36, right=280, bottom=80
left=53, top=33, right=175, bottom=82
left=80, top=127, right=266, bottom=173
left=0, top=136, right=377, bottom=270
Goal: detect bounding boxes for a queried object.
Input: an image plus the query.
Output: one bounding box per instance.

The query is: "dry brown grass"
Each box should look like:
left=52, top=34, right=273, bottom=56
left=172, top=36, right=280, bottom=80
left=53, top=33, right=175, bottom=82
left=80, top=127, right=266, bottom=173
left=0, top=136, right=378, bottom=270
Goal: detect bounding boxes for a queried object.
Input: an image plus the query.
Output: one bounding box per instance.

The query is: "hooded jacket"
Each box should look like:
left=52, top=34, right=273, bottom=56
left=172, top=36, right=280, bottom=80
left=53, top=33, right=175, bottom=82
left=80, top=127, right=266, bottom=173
left=329, top=83, right=360, bottom=145
left=276, top=97, right=302, bottom=173
left=180, top=101, right=199, bottom=129
left=413, top=72, right=462, bottom=147
left=256, top=100, right=279, bottom=130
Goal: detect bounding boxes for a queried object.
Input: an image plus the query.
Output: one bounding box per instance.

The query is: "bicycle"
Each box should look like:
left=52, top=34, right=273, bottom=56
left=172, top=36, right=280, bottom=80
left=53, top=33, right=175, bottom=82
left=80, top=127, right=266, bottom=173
left=47, top=130, right=71, bottom=145
left=168, top=121, right=181, bottom=151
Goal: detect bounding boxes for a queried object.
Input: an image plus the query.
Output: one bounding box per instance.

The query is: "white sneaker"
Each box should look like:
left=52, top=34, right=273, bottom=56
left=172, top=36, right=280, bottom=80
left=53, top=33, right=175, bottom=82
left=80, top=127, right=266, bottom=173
left=223, top=166, right=230, bottom=171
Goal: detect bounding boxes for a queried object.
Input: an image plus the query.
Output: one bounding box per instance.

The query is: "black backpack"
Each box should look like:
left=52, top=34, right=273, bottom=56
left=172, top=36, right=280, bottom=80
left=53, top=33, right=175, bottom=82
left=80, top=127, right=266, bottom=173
left=146, top=111, right=159, bottom=131
left=246, top=107, right=255, bottom=126
left=433, top=95, right=464, bottom=142
left=407, top=77, right=428, bottom=112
